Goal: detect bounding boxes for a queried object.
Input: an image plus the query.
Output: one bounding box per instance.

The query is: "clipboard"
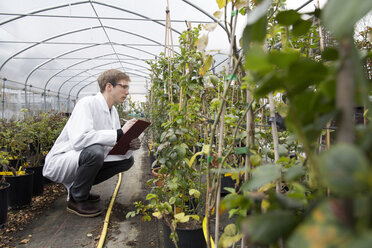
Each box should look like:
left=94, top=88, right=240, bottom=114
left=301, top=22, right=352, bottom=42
left=108, top=119, right=151, bottom=155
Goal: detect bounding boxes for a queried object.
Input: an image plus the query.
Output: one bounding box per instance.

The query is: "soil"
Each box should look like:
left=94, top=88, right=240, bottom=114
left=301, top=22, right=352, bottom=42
left=104, top=152, right=162, bottom=248
left=0, top=183, right=66, bottom=248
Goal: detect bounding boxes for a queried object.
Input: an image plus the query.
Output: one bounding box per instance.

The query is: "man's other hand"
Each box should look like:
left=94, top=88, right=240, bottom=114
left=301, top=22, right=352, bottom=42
left=121, top=118, right=137, bottom=134
left=129, top=138, right=141, bottom=150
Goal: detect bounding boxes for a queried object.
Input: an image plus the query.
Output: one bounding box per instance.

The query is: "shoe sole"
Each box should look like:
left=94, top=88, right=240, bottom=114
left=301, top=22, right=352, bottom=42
left=66, top=207, right=102, bottom=217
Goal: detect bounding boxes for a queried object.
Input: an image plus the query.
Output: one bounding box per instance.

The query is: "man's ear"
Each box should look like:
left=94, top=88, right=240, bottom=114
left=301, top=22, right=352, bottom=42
left=104, top=82, right=112, bottom=92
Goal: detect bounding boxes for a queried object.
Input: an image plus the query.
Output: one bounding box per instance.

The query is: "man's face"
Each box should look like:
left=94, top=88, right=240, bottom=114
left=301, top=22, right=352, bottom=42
left=111, top=79, right=130, bottom=103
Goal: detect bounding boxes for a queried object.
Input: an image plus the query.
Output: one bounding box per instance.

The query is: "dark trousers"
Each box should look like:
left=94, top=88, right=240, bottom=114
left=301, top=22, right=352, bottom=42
left=70, top=144, right=134, bottom=202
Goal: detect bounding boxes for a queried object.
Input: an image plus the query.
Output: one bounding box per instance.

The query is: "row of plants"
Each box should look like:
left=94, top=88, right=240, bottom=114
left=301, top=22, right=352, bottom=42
left=0, top=112, right=67, bottom=226
left=129, top=0, right=372, bottom=247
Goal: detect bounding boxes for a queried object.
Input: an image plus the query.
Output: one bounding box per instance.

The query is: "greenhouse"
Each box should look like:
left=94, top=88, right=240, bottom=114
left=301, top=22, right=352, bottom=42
left=0, top=0, right=372, bottom=247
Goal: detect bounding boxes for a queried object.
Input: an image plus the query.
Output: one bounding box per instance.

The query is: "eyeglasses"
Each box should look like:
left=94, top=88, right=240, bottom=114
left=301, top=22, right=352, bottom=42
left=109, top=82, right=129, bottom=90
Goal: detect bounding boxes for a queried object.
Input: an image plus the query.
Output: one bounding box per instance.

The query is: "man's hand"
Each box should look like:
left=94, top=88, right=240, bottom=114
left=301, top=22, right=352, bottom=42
left=121, top=118, right=137, bottom=134
left=129, top=138, right=141, bottom=150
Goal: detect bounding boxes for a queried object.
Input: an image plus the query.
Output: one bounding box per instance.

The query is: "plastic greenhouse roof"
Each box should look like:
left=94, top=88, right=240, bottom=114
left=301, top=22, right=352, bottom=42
left=0, top=0, right=321, bottom=103
left=0, top=0, right=227, bottom=102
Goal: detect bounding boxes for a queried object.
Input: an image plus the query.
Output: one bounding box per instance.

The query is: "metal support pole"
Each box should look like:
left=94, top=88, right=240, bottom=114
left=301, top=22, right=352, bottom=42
left=43, top=89, right=47, bottom=112
left=57, top=93, right=60, bottom=113
left=67, top=94, right=71, bottom=114
left=1, top=78, right=6, bottom=119
left=24, top=83, right=28, bottom=110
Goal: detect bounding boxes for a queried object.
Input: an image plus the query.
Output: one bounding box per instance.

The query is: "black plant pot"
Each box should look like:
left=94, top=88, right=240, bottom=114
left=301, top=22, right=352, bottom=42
left=221, top=175, right=236, bottom=196
left=0, top=183, right=10, bottom=227
left=5, top=170, right=34, bottom=209
left=27, top=165, right=44, bottom=196
left=163, top=220, right=206, bottom=248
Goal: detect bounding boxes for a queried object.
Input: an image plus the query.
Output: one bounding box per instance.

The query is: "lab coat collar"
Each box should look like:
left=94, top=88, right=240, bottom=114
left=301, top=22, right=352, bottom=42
left=96, top=92, right=110, bottom=113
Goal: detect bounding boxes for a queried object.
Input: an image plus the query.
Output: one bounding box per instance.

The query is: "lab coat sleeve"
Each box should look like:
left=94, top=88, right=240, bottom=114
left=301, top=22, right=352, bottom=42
left=66, top=99, right=117, bottom=151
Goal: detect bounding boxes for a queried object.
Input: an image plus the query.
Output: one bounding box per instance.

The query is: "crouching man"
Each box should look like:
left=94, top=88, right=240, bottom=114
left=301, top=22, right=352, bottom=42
left=43, top=69, right=141, bottom=217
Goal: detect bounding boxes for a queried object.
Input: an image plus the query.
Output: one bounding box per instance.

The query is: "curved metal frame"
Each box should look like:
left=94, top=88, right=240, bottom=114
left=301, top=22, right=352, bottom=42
left=1, top=24, right=164, bottom=72
left=25, top=39, right=154, bottom=89
left=43, top=52, right=149, bottom=93
left=0, top=0, right=224, bottom=113
left=181, top=0, right=227, bottom=32
left=0, top=1, right=182, bottom=36
left=70, top=69, right=147, bottom=97
left=14, top=24, right=162, bottom=107
left=58, top=59, right=149, bottom=94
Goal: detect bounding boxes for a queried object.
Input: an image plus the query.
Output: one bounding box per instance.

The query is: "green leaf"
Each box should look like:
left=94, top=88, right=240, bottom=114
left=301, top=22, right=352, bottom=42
left=242, top=16, right=268, bottom=47
left=322, top=48, right=339, bottom=61
left=242, top=210, right=298, bottom=244
left=278, top=144, right=288, bottom=157
left=234, top=146, right=250, bottom=155
left=292, top=19, right=312, bottom=36
left=243, top=164, right=281, bottom=191
left=287, top=59, right=328, bottom=92
left=244, top=44, right=272, bottom=72
left=217, top=0, right=231, bottom=9
left=288, top=200, right=353, bottom=248
left=225, top=223, right=237, bottom=236
left=254, top=73, right=283, bottom=98
left=146, top=193, right=157, bottom=200
left=276, top=10, right=301, bottom=25
left=250, top=154, right=262, bottom=167
left=226, top=74, right=238, bottom=81
left=284, top=165, right=306, bottom=182
left=189, top=189, right=201, bottom=198
left=322, top=0, right=372, bottom=38
left=348, top=232, right=372, bottom=248
left=268, top=50, right=299, bottom=68
left=318, top=143, right=370, bottom=196
left=169, top=196, right=176, bottom=204
left=174, top=212, right=190, bottom=223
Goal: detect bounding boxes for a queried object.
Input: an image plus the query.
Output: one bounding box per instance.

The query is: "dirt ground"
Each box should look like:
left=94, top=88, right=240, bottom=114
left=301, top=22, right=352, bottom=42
left=0, top=151, right=161, bottom=248
left=105, top=151, right=162, bottom=248
left=0, top=183, right=66, bottom=248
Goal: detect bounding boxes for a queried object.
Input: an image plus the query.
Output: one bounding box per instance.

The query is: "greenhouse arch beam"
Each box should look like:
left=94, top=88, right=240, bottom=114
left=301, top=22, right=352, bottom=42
left=57, top=65, right=147, bottom=112
left=57, top=60, right=149, bottom=94
left=92, top=1, right=182, bottom=35
left=43, top=52, right=149, bottom=93
left=0, top=25, right=165, bottom=73
left=0, top=1, right=182, bottom=34
left=25, top=41, right=153, bottom=90
left=74, top=71, right=148, bottom=100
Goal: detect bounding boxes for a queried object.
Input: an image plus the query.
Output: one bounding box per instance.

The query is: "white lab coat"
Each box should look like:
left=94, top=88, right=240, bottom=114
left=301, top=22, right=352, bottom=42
left=43, top=92, right=132, bottom=192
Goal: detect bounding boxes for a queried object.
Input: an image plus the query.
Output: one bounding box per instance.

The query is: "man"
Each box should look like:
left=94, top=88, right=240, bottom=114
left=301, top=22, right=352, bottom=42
left=43, top=69, right=141, bottom=217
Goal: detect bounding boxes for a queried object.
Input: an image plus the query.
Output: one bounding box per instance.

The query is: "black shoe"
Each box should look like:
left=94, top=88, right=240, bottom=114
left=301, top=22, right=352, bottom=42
left=87, top=193, right=101, bottom=202
left=67, top=198, right=102, bottom=217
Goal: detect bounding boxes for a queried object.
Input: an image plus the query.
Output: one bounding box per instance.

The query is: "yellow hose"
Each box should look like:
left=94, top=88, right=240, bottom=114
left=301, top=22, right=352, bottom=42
left=202, top=216, right=215, bottom=247
left=96, top=172, right=122, bottom=248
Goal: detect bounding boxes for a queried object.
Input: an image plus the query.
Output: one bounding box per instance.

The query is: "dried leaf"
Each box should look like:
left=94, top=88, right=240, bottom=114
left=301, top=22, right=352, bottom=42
left=19, top=239, right=30, bottom=244
left=213, top=10, right=223, bottom=19
left=203, top=23, right=218, bottom=32
left=196, top=34, right=208, bottom=52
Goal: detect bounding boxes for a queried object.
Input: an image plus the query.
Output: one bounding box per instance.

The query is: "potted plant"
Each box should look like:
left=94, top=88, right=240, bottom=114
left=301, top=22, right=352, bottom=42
left=24, top=112, right=67, bottom=193
left=0, top=151, right=11, bottom=227
left=0, top=119, right=34, bottom=208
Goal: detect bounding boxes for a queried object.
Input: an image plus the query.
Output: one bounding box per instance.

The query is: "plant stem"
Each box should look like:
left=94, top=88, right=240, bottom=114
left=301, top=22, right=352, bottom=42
left=205, top=53, right=243, bottom=248
left=268, top=93, right=281, bottom=192
left=214, top=9, right=238, bottom=247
